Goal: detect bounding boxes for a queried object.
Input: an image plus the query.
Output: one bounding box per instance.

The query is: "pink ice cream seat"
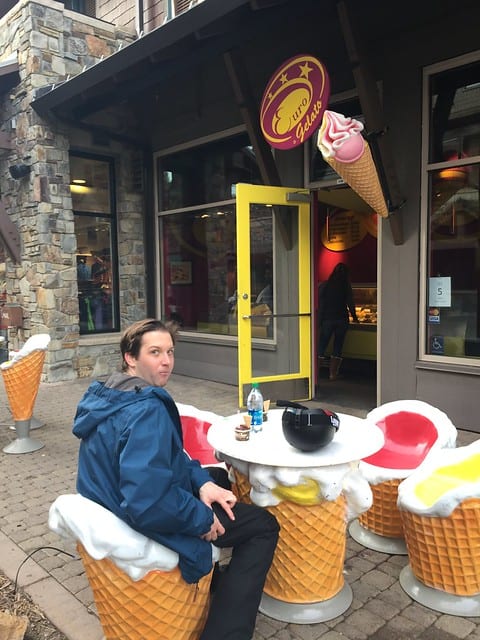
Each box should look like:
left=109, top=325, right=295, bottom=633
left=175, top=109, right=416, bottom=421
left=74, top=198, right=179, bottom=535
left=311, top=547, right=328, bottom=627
left=362, top=411, right=439, bottom=470
left=349, top=400, right=457, bottom=554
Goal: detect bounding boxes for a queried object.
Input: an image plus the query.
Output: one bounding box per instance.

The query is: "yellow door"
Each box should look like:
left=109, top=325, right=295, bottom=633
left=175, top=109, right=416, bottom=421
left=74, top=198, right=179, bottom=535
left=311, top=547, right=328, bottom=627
left=236, top=183, right=312, bottom=408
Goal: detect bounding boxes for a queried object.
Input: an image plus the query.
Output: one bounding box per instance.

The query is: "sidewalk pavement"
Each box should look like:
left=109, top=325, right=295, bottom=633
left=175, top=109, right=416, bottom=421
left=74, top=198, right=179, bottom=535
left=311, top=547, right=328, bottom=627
left=0, top=374, right=479, bottom=640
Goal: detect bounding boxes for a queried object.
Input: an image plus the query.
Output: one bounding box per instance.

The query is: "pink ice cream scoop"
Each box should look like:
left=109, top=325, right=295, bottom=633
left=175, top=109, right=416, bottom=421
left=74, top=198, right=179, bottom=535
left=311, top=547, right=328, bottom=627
left=317, top=110, right=365, bottom=162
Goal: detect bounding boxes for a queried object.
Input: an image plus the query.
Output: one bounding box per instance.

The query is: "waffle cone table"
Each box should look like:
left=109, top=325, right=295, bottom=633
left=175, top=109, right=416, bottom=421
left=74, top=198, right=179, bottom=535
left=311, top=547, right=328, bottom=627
left=209, top=409, right=384, bottom=624
left=1, top=347, right=47, bottom=454
left=77, top=543, right=212, bottom=639
left=397, top=441, right=480, bottom=617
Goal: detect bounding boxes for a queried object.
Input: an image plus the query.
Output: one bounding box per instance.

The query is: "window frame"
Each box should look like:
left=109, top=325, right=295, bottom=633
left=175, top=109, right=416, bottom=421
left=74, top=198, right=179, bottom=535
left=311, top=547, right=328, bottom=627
left=419, top=50, right=480, bottom=366
left=70, top=150, right=120, bottom=335
left=153, top=125, right=274, bottom=343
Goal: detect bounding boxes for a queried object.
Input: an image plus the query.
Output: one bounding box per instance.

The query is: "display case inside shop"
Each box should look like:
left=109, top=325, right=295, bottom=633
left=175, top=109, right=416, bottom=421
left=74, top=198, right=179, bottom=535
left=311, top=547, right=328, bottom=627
left=352, top=286, right=377, bottom=326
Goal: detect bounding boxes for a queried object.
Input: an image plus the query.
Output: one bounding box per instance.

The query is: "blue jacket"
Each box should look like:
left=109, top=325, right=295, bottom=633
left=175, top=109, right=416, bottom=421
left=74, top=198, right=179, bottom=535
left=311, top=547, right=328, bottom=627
left=72, top=377, right=215, bottom=583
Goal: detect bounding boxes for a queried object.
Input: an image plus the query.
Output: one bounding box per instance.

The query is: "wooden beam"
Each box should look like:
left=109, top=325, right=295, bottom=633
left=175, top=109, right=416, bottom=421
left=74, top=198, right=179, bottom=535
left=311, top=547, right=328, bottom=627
left=337, top=0, right=405, bottom=245
left=223, top=49, right=281, bottom=186
left=224, top=49, right=294, bottom=249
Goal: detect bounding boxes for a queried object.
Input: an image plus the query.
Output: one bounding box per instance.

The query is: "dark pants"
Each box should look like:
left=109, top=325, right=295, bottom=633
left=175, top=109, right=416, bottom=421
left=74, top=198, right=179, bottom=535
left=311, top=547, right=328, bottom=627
left=200, top=468, right=280, bottom=640
left=318, top=318, right=349, bottom=358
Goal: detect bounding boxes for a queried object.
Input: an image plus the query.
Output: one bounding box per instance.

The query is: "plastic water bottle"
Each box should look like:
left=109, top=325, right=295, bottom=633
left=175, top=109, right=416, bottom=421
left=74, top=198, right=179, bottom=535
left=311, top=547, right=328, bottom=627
left=247, top=382, right=263, bottom=432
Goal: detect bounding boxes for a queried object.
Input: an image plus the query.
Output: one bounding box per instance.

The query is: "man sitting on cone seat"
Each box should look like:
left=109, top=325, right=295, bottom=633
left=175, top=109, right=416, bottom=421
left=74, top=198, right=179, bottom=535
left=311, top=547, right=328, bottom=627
left=72, top=318, right=279, bottom=639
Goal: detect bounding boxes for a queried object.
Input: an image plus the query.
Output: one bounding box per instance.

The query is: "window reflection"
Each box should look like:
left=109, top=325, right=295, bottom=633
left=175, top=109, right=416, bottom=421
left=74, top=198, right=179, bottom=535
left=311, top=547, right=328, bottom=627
left=158, top=133, right=266, bottom=337
left=161, top=206, right=237, bottom=333
left=426, top=60, right=480, bottom=359
left=159, top=135, right=261, bottom=210
left=70, top=153, right=119, bottom=334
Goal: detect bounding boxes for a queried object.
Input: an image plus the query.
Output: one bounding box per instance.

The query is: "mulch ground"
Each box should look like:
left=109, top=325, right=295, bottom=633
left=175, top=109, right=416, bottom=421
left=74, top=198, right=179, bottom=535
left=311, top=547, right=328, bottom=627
left=0, top=571, right=67, bottom=640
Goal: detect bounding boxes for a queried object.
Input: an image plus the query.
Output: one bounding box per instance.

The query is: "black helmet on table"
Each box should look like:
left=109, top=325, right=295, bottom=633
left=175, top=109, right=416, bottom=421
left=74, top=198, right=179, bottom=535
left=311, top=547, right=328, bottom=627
left=278, top=400, right=340, bottom=452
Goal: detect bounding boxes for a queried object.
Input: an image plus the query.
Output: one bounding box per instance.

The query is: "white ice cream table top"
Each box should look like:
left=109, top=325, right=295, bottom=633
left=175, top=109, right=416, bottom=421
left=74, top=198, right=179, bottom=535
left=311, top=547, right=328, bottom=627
left=207, top=409, right=384, bottom=467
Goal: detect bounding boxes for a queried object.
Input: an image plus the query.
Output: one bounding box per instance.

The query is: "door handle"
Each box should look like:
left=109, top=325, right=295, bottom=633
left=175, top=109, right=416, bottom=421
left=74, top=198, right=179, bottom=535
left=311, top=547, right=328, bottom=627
left=242, top=313, right=311, bottom=319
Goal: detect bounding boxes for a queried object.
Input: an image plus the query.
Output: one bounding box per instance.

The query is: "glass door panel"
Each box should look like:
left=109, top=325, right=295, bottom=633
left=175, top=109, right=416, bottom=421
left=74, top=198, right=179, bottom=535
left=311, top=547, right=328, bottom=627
left=236, top=184, right=311, bottom=407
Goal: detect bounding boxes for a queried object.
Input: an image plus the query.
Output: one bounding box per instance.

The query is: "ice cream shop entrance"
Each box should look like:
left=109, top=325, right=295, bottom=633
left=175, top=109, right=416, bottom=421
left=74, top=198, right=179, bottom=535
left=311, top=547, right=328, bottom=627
left=313, top=193, right=378, bottom=410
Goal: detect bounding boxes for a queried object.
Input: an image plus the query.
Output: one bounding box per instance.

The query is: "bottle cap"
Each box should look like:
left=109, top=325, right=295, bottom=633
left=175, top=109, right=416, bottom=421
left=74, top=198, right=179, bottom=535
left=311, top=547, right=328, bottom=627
left=252, top=382, right=259, bottom=388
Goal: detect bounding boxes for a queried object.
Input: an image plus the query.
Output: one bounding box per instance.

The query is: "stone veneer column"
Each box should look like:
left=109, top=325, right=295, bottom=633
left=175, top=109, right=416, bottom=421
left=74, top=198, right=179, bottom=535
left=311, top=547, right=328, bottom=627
left=0, top=0, right=142, bottom=381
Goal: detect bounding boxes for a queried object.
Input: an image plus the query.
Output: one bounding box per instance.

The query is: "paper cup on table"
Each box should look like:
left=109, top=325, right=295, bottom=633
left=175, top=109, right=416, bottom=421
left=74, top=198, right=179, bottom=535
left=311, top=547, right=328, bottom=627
left=77, top=543, right=212, bottom=640
left=263, top=399, right=270, bottom=422
left=235, top=424, right=251, bottom=441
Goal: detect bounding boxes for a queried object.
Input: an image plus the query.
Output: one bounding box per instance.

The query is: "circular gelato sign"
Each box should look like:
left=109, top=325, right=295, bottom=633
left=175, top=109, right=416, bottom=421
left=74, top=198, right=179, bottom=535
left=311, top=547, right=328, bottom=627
left=260, top=54, right=330, bottom=150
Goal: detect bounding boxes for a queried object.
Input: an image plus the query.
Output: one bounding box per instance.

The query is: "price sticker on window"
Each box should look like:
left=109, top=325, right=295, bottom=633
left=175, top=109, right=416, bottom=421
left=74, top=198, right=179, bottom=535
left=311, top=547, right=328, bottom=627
left=429, top=277, right=451, bottom=308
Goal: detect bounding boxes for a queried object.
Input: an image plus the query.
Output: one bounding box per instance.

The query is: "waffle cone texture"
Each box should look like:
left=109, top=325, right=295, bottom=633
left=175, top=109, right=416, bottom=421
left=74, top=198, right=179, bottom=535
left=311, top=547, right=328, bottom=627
left=400, top=498, right=480, bottom=596
left=324, top=141, right=389, bottom=218
left=358, top=479, right=404, bottom=538
left=77, top=543, right=212, bottom=639
left=1, top=350, right=46, bottom=420
left=233, top=470, right=346, bottom=602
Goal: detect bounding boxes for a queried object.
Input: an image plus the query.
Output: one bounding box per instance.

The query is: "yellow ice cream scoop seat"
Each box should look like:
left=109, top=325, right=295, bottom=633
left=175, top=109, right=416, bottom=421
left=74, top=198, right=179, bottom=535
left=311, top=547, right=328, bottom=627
left=413, top=454, right=480, bottom=509
left=398, top=441, right=480, bottom=600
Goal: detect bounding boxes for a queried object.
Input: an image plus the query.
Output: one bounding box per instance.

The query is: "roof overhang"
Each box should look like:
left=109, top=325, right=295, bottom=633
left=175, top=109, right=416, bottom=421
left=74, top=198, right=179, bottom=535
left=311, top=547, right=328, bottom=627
left=31, top=0, right=288, bottom=121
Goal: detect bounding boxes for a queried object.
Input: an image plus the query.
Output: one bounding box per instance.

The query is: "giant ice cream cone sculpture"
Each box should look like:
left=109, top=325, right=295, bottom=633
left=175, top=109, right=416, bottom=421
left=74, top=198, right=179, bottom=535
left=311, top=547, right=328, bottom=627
left=2, top=349, right=46, bottom=420
left=1, top=333, right=50, bottom=454
left=317, top=110, right=389, bottom=218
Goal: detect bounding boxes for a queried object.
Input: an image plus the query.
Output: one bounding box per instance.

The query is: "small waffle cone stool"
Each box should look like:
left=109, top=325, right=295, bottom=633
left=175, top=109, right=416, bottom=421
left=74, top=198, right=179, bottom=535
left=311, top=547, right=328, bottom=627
left=398, top=441, right=480, bottom=616
left=358, top=478, right=403, bottom=538
left=233, top=470, right=350, bottom=622
left=77, top=543, right=212, bottom=640
left=2, top=348, right=47, bottom=454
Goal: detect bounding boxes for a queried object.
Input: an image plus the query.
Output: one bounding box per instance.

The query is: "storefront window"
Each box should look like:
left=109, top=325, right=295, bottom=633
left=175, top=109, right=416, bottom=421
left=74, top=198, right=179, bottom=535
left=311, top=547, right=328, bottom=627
left=424, top=58, right=480, bottom=360
left=157, top=133, right=263, bottom=335
left=70, top=153, right=119, bottom=334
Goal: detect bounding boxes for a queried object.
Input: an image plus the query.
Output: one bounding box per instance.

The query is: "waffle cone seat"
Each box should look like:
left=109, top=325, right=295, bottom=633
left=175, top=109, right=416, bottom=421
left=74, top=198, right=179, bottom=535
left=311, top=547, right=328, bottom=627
left=233, top=470, right=346, bottom=602
left=358, top=478, right=403, bottom=538
left=352, top=401, right=457, bottom=551
left=49, top=495, right=216, bottom=639
left=77, top=543, right=212, bottom=639
left=398, top=441, right=480, bottom=607
left=2, top=349, right=46, bottom=420
left=400, top=500, right=480, bottom=596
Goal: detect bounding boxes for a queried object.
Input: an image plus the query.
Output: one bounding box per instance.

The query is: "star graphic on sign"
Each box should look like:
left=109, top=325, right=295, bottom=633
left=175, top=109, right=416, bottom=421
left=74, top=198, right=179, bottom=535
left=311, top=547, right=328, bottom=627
left=299, top=62, right=312, bottom=78
left=279, top=72, right=288, bottom=85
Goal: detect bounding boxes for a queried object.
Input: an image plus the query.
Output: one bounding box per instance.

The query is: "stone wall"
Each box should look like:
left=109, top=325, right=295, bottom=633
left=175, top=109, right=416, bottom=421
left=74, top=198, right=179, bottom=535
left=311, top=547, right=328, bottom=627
left=0, top=0, right=147, bottom=381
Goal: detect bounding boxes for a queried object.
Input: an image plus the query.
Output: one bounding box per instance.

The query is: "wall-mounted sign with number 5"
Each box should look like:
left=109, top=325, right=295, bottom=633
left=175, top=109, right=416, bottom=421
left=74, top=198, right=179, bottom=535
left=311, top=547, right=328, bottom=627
left=429, top=277, right=451, bottom=308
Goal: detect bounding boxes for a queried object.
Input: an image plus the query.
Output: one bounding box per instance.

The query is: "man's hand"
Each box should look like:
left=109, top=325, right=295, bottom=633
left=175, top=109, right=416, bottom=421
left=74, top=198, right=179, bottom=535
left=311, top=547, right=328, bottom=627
left=199, top=481, right=237, bottom=521
left=201, top=513, right=225, bottom=541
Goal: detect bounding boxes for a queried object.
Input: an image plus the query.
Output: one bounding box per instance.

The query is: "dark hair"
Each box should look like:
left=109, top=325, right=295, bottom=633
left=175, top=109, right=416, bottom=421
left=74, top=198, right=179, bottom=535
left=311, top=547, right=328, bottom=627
left=120, top=318, right=179, bottom=371
left=324, top=262, right=350, bottom=297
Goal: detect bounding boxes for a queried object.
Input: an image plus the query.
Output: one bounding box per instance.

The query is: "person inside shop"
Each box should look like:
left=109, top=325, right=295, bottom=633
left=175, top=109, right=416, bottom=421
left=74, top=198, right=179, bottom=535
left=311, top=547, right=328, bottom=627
left=72, top=318, right=279, bottom=640
left=317, top=262, right=358, bottom=381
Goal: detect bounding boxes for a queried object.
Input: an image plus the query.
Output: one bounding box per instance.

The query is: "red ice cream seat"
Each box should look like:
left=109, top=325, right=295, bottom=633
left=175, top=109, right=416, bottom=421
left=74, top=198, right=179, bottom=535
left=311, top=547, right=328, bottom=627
left=352, top=400, right=457, bottom=548
left=176, top=403, right=224, bottom=466
left=362, top=411, right=439, bottom=470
